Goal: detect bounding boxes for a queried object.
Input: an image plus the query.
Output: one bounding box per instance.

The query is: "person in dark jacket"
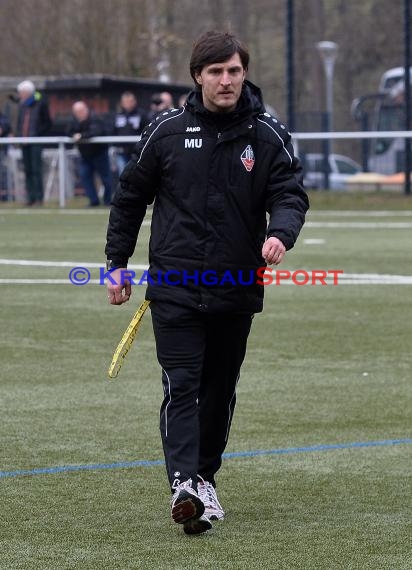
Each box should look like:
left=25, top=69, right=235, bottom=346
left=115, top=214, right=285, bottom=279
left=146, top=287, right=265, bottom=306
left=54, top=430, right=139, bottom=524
left=67, top=101, right=112, bottom=206
left=105, top=31, right=309, bottom=535
left=16, top=80, right=51, bottom=206
left=0, top=111, right=11, bottom=138
left=113, top=91, right=149, bottom=175
left=0, top=111, right=11, bottom=200
left=148, top=91, right=175, bottom=120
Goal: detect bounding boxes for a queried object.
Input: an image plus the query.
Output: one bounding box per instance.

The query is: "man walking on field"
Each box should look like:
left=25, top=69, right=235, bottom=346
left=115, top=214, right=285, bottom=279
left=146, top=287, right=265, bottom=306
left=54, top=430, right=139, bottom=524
left=105, top=30, right=309, bottom=535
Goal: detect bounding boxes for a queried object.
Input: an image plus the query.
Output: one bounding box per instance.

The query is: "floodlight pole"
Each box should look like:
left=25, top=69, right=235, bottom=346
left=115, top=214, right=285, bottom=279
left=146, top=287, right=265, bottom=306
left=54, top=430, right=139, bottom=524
left=316, top=41, right=339, bottom=189
left=404, top=0, right=411, bottom=195
left=286, top=0, right=295, bottom=132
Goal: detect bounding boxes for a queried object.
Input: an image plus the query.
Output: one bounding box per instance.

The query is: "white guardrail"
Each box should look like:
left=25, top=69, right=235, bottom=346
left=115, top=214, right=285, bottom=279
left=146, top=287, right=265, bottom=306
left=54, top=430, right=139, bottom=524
left=0, top=132, right=411, bottom=207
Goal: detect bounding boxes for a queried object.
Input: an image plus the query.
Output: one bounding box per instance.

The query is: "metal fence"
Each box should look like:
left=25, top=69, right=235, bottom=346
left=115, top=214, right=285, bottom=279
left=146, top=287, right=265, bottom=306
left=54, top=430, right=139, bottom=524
left=0, top=136, right=137, bottom=207
left=1, top=132, right=412, bottom=206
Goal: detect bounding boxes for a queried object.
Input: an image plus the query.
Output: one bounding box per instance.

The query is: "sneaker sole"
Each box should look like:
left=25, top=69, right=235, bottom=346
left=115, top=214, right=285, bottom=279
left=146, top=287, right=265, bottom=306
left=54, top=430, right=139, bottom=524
left=206, top=512, right=224, bottom=521
left=183, top=516, right=212, bottom=535
left=171, top=491, right=205, bottom=524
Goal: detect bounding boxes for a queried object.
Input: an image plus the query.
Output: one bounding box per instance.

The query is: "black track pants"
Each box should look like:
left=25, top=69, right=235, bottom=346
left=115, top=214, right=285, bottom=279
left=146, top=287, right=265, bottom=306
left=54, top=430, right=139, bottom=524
left=150, top=301, right=253, bottom=490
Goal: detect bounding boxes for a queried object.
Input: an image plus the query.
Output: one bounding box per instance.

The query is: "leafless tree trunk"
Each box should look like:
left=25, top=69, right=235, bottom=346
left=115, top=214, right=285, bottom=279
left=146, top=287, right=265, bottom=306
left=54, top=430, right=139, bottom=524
left=0, top=0, right=406, bottom=134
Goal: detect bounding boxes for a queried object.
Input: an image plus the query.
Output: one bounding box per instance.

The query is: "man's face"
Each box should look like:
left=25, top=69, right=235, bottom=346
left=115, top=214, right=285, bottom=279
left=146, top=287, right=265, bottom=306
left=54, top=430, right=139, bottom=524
left=72, top=103, right=89, bottom=122
left=151, top=93, right=172, bottom=112
left=195, top=53, right=246, bottom=113
left=121, top=94, right=137, bottom=112
left=18, top=89, right=33, bottom=102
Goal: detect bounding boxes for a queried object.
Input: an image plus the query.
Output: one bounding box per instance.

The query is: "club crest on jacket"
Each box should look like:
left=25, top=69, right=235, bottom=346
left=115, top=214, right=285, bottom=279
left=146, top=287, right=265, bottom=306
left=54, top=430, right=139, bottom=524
left=241, top=145, right=255, bottom=172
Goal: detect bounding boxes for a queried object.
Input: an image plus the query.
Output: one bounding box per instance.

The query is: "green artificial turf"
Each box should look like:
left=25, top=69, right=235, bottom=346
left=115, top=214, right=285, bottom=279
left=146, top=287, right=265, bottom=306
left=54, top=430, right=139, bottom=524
left=0, top=196, right=411, bottom=569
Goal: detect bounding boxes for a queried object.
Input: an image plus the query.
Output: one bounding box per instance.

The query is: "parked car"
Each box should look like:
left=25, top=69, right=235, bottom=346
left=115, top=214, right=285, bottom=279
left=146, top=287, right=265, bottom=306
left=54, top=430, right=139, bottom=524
left=302, top=153, right=362, bottom=190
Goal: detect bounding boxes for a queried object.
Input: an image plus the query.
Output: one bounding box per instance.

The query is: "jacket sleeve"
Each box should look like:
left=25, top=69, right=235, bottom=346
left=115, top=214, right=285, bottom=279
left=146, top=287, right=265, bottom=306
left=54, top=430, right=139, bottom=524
left=65, top=119, right=76, bottom=137
left=139, top=110, right=151, bottom=133
left=82, top=116, right=107, bottom=138
left=265, top=132, right=309, bottom=250
left=105, top=128, right=160, bottom=266
left=37, top=99, right=52, bottom=136
left=0, top=114, right=11, bottom=136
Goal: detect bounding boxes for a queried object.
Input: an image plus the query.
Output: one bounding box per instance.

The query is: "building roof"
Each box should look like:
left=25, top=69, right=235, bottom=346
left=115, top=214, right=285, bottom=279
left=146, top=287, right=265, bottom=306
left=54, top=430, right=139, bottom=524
left=0, top=73, right=190, bottom=93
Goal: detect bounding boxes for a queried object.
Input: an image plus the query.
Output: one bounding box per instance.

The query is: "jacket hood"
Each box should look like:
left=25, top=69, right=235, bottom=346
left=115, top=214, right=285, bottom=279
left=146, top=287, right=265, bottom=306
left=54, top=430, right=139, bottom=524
left=185, top=79, right=266, bottom=117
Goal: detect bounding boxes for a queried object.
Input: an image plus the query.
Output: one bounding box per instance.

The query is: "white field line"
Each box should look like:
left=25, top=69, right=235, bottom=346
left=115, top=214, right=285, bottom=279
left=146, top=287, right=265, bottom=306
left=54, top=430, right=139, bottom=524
left=2, top=208, right=412, bottom=220
left=0, top=209, right=111, bottom=215
left=0, top=259, right=411, bottom=279
left=0, top=259, right=411, bottom=285
left=0, top=277, right=411, bottom=285
left=2, top=216, right=406, bottom=228
left=346, top=278, right=412, bottom=284
left=0, top=279, right=104, bottom=284
left=2, top=259, right=411, bottom=279
left=337, top=277, right=412, bottom=284
left=2, top=208, right=412, bottom=229
left=303, top=238, right=326, bottom=245
left=0, top=259, right=148, bottom=269
left=0, top=209, right=152, bottom=225
left=0, top=209, right=114, bottom=215
left=308, top=210, right=412, bottom=217
left=2, top=208, right=412, bottom=216
left=0, top=279, right=99, bottom=284
left=306, top=221, right=412, bottom=228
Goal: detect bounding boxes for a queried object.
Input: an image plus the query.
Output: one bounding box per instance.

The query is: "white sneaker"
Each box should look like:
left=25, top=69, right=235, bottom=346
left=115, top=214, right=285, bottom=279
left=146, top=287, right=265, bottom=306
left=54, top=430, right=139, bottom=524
left=171, top=479, right=212, bottom=534
left=197, top=476, right=225, bottom=521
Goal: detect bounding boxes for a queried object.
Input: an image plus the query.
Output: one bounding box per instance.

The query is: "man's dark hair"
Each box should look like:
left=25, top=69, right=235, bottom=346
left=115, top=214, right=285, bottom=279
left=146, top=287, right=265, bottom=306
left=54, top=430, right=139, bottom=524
left=189, top=31, right=249, bottom=85
left=151, top=93, right=163, bottom=105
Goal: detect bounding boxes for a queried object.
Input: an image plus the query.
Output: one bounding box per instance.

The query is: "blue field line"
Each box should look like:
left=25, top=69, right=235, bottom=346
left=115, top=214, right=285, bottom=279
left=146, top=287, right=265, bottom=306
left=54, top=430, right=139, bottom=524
left=1, top=438, right=411, bottom=480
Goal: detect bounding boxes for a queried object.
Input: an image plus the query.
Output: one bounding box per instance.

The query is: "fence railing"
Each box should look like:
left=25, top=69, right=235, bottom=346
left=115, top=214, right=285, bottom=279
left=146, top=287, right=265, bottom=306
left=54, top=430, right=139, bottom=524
left=1, top=132, right=411, bottom=206
left=0, top=136, right=138, bottom=207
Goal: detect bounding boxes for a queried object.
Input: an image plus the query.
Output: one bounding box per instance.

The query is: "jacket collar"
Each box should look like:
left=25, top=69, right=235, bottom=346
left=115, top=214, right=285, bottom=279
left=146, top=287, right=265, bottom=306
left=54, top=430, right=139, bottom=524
left=185, top=80, right=266, bottom=119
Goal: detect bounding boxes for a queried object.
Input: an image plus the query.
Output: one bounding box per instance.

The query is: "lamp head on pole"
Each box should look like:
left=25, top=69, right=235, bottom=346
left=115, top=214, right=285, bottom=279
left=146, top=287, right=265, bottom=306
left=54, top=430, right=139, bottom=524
left=316, top=41, right=339, bottom=70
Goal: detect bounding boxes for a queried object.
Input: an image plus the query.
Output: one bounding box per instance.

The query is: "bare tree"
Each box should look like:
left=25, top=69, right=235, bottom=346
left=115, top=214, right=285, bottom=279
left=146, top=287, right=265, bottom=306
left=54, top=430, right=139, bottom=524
left=0, top=0, right=406, bottom=134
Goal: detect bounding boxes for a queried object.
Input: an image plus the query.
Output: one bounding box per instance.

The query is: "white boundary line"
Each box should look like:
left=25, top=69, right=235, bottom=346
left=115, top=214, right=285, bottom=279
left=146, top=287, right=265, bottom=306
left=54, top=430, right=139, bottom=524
left=308, top=210, right=412, bottom=217
left=306, top=221, right=412, bottom=228
left=303, top=238, right=326, bottom=245
left=0, top=278, right=410, bottom=285
left=0, top=209, right=109, bottom=215
left=0, top=259, right=148, bottom=269
left=2, top=259, right=411, bottom=278
left=0, top=279, right=103, bottom=284
left=0, top=209, right=152, bottom=225
left=1, top=260, right=411, bottom=285
left=2, top=208, right=412, bottom=217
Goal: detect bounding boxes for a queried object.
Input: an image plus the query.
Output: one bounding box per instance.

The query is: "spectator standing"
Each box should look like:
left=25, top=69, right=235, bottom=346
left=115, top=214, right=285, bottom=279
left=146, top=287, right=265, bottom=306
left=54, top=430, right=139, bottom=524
left=0, top=111, right=11, bottom=201
left=113, top=91, right=149, bottom=174
left=67, top=101, right=112, bottom=207
left=149, top=91, right=175, bottom=119
left=178, top=93, right=190, bottom=108
left=16, top=80, right=51, bottom=206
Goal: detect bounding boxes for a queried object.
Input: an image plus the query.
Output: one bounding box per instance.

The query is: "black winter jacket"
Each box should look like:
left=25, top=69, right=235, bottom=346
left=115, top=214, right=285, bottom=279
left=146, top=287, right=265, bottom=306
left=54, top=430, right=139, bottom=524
left=0, top=112, right=11, bottom=137
left=113, top=106, right=149, bottom=156
left=16, top=92, right=51, bottom=137
left=66, top=113, right=108, bottom=159
left=106, top=81, right=309, bottom=313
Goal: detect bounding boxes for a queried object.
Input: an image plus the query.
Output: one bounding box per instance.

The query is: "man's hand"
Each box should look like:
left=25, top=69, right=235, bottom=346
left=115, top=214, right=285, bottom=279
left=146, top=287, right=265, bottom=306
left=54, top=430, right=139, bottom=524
left=72, top=133, right=82, bottom=142
left=262, top=236, right=286, bottom=265
left=107, top=268, right=131, bottom=305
